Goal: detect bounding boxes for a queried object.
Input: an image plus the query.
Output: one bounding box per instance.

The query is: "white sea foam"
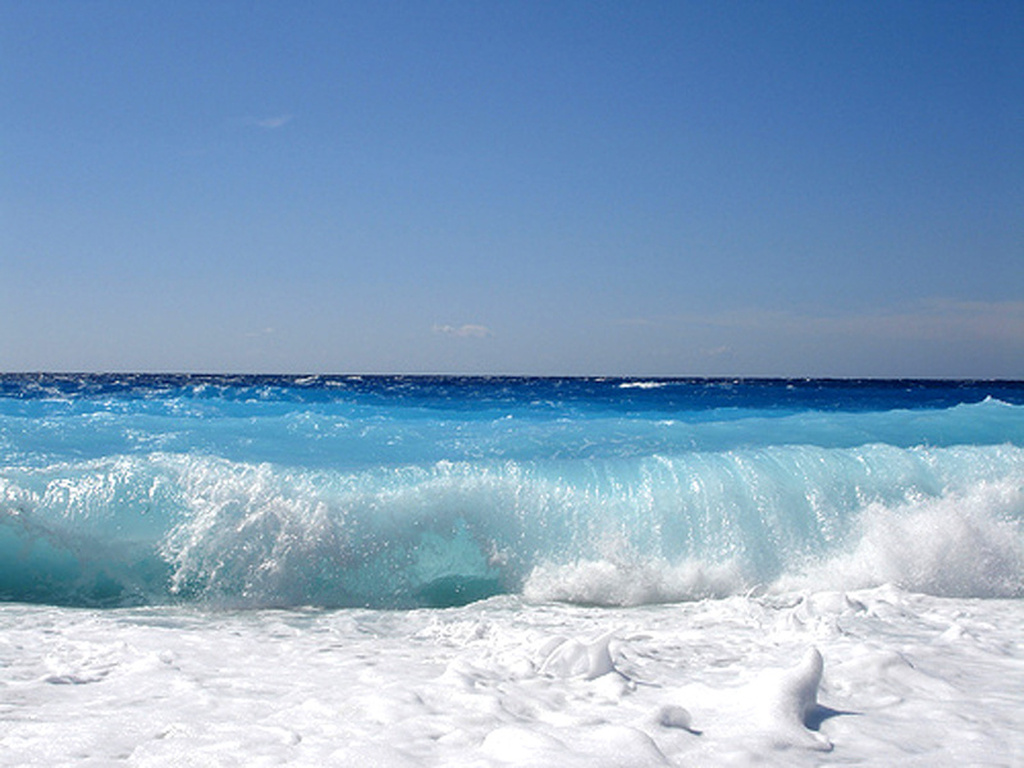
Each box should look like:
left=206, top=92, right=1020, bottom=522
left=618, top=381, right=669, bottom=389
left=523, top=557, right=748, bottom=605
left=775, top=479, right=1024, bottom=598
left=2, top=586, right=1023, bottom=766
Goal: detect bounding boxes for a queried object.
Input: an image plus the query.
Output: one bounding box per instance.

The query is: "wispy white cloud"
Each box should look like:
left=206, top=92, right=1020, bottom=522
left=433, top=323, right=493, bottom=339
left=244, top=327, right=276, bottom=338
left=249, top=114, right=294, bottom=129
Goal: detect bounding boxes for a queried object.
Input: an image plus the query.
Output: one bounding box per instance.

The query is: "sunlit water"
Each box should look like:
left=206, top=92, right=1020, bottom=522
left=2, top=375, right=1022, bottom=765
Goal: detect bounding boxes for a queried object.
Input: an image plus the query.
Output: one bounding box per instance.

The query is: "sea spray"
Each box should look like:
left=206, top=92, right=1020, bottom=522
left=1, top=376, right=1022, bottom=607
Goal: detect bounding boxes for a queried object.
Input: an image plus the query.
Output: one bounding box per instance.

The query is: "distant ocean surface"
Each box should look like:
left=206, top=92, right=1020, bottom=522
left=3, top=375, right=1023, bottom=766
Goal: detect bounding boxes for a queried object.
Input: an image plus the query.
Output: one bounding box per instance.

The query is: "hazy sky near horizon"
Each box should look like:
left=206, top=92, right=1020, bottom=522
left=2, top=1, right=1022, bottom=377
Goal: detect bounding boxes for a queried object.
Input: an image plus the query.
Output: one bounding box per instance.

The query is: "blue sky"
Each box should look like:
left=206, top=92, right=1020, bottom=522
left=2, top=1, right=1022, bottom=376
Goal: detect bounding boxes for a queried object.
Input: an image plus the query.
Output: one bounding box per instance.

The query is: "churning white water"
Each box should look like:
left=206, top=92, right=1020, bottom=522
left=3, top=585, right=1024, bottom=766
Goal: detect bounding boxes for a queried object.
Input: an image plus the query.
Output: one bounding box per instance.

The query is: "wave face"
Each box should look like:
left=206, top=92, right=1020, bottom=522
left=1, top=375, right=1023, bottom=608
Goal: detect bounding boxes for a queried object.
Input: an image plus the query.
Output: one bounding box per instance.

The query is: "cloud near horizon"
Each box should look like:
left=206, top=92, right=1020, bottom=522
left=630, top=299, right=1024, bottom=342
left=606, top=299, right=1024, bottom=377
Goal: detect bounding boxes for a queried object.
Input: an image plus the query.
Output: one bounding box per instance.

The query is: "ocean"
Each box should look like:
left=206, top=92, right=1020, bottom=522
left=2, top=374, right=1023, bottom=766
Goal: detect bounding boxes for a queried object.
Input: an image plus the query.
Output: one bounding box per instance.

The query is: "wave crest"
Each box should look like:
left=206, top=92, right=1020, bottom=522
left=776, top=480, right=1024, bottom=598
left=2, top=443, right=1023, bottom=607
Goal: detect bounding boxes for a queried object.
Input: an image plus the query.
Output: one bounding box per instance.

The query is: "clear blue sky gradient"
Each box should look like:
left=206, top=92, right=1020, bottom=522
left=2, top=1, right=1022, bottom=376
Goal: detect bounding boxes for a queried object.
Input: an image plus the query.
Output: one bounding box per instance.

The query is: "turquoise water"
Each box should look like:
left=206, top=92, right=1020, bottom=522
left=2, top=375, right=1022, bottom=607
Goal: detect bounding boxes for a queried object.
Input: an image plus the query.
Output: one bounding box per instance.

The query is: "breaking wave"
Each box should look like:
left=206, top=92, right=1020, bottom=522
left=2, top=441, right=1022, bottom=607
